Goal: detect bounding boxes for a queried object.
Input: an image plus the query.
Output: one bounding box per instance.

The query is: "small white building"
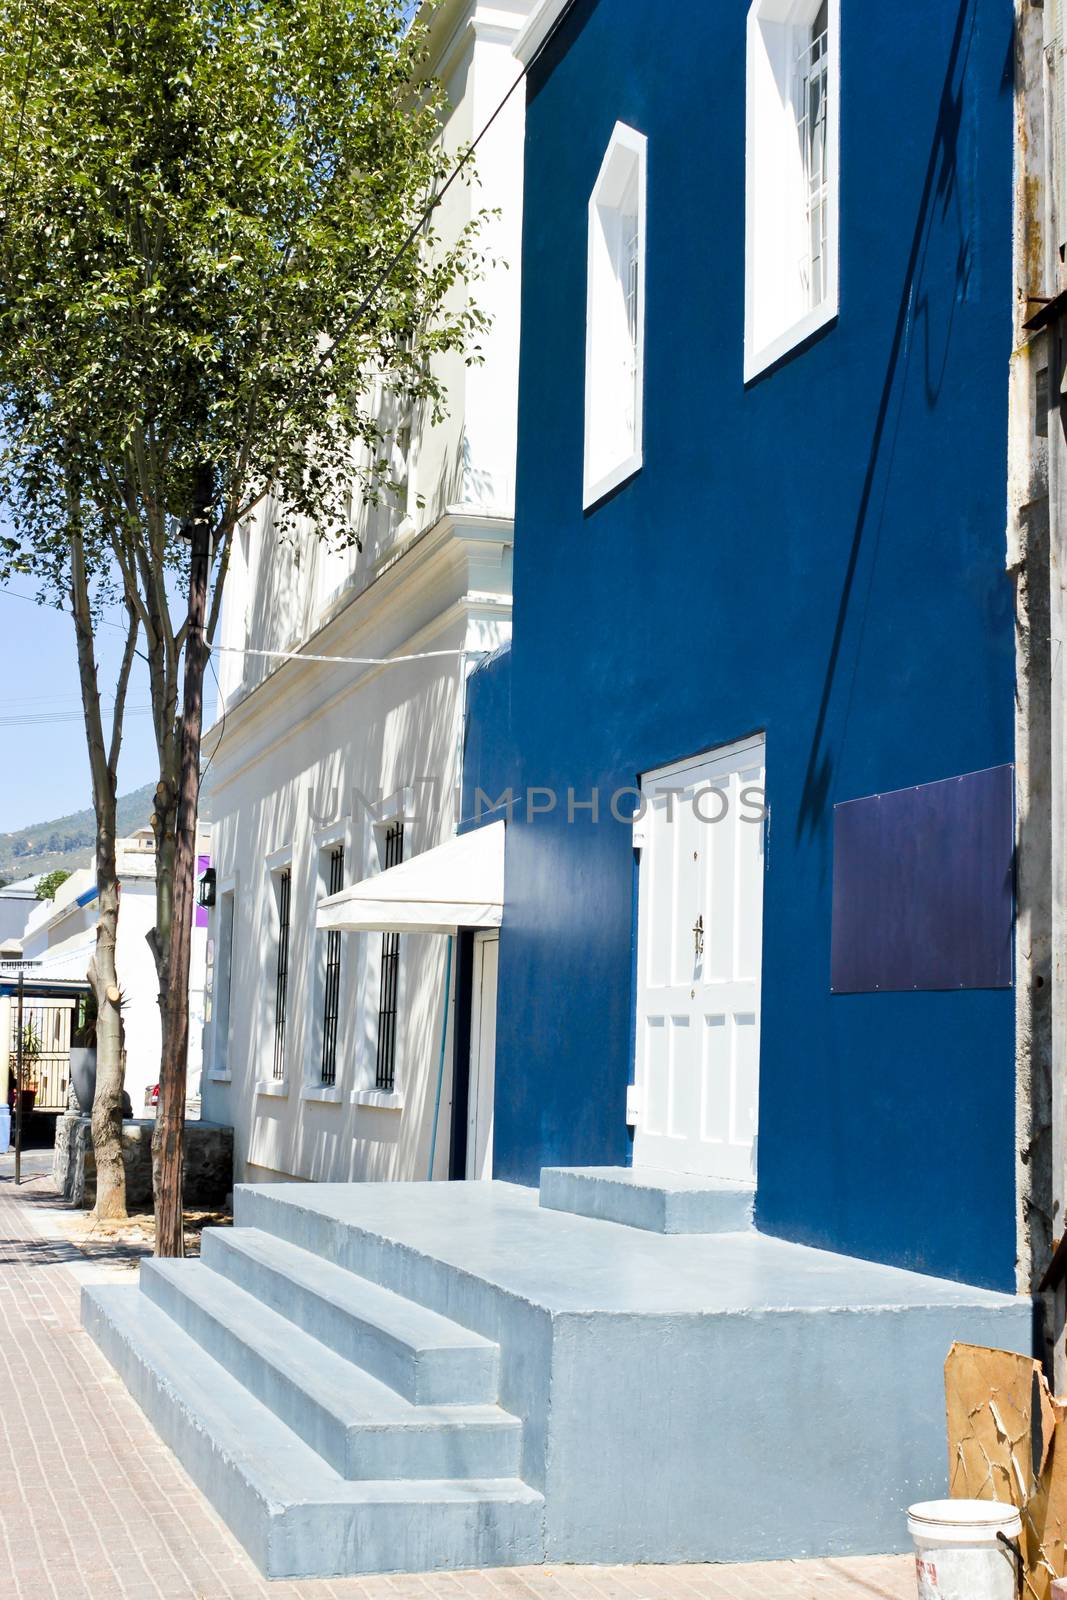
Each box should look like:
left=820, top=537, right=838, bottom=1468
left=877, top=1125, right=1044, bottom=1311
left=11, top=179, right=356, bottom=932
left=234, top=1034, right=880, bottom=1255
left=200, top=0, right=532, bottom=1184
left=17, top=827, right=210, bottom=1114
left=0, top=875, right=42, bottom=945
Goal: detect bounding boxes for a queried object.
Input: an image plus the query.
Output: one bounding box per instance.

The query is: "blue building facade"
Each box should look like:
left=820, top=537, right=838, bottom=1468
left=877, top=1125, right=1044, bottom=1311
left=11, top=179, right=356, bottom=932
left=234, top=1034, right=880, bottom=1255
left=465, top=0, right=1018, bottom=1291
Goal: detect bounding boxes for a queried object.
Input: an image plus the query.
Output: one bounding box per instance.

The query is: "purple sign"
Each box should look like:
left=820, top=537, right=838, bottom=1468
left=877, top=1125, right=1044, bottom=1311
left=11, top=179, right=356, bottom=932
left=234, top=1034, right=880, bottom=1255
left=830, top=765, right=1014, bottom=994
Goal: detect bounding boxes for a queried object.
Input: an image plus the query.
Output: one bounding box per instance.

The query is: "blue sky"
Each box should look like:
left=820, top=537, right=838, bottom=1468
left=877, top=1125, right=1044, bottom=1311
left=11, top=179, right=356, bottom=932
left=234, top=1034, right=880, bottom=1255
left=0, top=581, right=161, bottom=834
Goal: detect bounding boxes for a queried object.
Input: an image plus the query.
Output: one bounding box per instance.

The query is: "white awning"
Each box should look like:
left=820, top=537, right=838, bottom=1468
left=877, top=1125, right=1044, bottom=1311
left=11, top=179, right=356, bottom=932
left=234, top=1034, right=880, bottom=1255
left=316, top=821, right=505, bottom=934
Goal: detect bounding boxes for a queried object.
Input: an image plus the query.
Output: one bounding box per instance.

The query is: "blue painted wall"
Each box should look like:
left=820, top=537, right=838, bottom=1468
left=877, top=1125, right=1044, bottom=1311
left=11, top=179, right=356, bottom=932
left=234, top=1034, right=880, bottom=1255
left=471, top=0, right=1017, bottom=1289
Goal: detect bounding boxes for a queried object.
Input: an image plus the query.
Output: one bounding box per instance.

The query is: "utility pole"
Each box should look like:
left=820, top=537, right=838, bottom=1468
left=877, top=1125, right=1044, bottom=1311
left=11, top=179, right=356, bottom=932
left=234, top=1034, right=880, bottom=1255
left=14, top=968, right=24, bottom=1186
left=1014, top=0, right=1067, bottom=1384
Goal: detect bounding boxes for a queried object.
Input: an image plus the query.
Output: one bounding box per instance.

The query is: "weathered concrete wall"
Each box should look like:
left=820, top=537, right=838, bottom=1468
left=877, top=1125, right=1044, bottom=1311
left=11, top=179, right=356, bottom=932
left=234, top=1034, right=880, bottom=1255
left=1009, top=0, right=1057, bottom=1357
left=54, top=1114, right=232, bottom=1210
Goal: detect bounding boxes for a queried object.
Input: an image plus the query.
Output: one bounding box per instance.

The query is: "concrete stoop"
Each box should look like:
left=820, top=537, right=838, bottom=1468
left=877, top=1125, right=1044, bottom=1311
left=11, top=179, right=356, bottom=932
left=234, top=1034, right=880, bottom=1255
left=83, top=1177, right=1033, bottom=1579
left=538, top=1165, right=755, bottom=1233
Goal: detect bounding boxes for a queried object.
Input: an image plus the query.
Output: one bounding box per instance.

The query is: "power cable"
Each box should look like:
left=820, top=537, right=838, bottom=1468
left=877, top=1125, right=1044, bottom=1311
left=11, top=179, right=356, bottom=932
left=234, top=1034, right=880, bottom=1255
left=199, top=650, right=226, bottom=787
left=212, top=642, right=467, bottom=667
left=0, top=705, right=153, bottom=727
left=0, top=585, right=134, bottom=632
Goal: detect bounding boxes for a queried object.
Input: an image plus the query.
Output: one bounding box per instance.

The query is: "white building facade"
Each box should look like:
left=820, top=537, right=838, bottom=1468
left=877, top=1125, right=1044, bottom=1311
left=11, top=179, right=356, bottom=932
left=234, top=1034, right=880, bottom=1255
left=201, top=0, right=531, bottom=1185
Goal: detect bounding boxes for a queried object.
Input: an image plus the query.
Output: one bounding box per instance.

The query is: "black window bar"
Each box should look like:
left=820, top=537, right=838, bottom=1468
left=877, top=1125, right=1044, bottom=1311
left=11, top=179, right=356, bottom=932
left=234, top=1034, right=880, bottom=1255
left=273, top=868, right=291, bottom=1080
left=320, top=845, right=344, bottom=1086
left=375, top=822, right=404, bottom=1090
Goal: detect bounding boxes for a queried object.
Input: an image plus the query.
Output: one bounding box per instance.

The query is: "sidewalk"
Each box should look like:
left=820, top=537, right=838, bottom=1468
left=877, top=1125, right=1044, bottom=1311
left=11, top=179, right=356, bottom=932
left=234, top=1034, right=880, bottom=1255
left=0, top=1154, right=916, bottom=1600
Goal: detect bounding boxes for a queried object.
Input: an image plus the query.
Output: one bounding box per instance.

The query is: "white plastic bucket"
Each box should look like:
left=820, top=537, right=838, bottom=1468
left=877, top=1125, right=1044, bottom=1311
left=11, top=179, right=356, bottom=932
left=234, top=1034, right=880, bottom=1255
left=908, top=1499, right=1022, bottom=1600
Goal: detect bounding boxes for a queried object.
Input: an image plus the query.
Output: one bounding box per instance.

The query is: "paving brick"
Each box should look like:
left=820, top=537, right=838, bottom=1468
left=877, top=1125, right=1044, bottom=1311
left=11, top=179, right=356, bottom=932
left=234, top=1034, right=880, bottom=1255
left=0, top=1159, right=917, bottom=1600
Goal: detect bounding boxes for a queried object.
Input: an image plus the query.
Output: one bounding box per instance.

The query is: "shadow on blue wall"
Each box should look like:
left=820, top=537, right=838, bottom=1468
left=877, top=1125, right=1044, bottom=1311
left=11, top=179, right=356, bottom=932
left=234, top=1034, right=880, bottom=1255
left=797, top=0, right=995, bottom=850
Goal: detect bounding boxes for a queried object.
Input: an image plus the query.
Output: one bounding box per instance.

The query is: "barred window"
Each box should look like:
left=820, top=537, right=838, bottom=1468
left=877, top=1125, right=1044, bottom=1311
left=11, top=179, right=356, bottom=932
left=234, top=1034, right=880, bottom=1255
left=375, top=823, right=404, bottom=1091
left=273, top=868, right=291, bottom=1080
left=320, top=845, right=344, bottom=1086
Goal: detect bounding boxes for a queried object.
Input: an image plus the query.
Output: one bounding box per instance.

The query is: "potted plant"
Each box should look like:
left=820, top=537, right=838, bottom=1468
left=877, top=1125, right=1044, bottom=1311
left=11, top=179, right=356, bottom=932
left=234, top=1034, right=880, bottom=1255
left=69, top=991, right=98, bottom=1114
left=7, top=1016, right=41, bottom=1118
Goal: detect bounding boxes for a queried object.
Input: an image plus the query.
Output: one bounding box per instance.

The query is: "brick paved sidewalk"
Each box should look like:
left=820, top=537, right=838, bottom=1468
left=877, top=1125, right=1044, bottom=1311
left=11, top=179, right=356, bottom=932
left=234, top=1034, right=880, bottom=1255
left=0, top=1157, right=916, bottom=1600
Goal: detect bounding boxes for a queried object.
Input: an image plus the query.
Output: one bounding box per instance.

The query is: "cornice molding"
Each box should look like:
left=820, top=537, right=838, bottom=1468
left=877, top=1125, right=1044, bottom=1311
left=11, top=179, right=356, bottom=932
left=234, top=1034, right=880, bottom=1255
left=204, top=510, right=513, bottom=774
left=513, top=0, right=575, bottom=66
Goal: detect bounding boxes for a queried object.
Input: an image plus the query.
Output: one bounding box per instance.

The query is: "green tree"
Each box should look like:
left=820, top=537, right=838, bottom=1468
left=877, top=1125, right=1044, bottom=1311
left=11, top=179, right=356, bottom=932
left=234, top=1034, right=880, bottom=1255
left=0, top=0, right=490, bottom=1248
left=35, top=869, right=73, bottom=901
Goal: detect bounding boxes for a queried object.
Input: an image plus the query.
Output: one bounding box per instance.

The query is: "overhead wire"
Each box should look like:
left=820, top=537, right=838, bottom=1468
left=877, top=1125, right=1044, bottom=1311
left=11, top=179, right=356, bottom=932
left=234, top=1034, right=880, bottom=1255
left=199, top=650, right=226, bottom=787
left=189, top=42, right=544, bottom=781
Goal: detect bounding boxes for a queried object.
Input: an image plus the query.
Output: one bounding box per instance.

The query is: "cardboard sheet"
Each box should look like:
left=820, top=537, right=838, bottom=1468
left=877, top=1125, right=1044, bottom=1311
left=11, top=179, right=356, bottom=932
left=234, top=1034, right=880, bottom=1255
left=946, top=1342, right=1067, bottom=1599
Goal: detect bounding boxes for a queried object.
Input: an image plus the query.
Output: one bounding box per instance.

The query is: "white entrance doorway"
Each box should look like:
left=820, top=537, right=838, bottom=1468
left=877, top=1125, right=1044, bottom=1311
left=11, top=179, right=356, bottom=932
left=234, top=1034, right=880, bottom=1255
left=632, top=734, right=766, bottom=1181
left=466, top=931, right=499, bottom=1180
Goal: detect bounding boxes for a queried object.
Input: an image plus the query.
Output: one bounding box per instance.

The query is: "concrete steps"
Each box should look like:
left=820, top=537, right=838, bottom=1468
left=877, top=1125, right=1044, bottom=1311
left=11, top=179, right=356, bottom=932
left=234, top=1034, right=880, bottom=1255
left=538, top=1165, right=756, bottom=1234
left=200, top=1226, right=499, bottom=1405
left=84, top=1177, right=1032, bottom=1573
left=82, top=1283, right=544, bottom=1580
left=83, top=1214, right=543, bottom=1577
left=139, top=1259, right=521, bottom=1481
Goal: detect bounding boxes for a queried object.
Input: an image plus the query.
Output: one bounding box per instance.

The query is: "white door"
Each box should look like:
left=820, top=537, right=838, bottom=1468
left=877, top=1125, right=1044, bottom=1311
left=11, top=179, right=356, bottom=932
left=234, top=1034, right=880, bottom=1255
left=633, top=735, right=766, bottom=1181
left=466, top=932, right=499, bottom=1181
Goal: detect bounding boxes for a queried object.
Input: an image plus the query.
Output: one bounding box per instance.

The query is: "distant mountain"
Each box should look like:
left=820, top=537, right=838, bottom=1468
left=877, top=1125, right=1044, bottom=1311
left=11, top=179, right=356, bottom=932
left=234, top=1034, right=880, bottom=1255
left=0, top=782, right=213, bottom=884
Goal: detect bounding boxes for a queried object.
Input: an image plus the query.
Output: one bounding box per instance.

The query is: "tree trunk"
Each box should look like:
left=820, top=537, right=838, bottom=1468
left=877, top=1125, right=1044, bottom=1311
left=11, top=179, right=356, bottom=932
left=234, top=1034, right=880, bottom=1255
left=153, top=466, right=213, bottom=1257
left=68, top=511, right=138, bottom=1222
left=88, top=877, right=126, bottom=1220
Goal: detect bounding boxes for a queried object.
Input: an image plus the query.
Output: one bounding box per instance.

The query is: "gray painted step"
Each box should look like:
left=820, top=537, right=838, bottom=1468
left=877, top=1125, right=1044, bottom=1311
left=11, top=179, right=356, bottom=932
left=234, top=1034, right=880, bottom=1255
left=83, top=1283, right=544, bottom=1579
left=538, top=1166, right=756, bottom=1234
left=200, top=1226, right=499, bottom=1405
left=140, top=1259, right=521, bottom=1481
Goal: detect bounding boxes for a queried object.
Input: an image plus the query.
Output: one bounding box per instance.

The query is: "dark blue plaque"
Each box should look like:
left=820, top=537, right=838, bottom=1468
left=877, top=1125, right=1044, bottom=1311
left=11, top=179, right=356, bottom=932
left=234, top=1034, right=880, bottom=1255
left=830, top=765, right=1014, bottom=993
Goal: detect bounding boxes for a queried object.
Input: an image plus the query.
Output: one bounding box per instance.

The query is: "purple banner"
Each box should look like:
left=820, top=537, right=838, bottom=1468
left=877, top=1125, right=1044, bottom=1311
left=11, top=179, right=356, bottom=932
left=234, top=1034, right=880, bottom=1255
left=195, top=854, right=211, bottom=929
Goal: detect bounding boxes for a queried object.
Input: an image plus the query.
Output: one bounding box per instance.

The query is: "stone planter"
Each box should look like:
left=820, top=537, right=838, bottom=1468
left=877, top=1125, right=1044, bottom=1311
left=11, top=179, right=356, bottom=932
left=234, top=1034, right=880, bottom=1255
left=69, top=1046, right=97, bottom=1113
left=53, top=1116, right=234, bottom=1208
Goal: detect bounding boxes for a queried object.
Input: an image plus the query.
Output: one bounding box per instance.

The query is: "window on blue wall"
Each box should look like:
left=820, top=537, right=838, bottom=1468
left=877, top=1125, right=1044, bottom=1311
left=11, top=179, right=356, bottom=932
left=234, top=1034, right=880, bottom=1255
left=584, top=121, right=647, bottom=509
left=744, top=0, right=839, bottom=382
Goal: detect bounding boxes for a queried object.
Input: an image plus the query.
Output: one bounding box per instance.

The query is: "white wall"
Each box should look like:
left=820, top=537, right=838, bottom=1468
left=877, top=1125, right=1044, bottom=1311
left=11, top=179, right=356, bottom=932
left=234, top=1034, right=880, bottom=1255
left=202, top=523, right=512, bottom=1182
left=201, top=0, right=530, bottom=1185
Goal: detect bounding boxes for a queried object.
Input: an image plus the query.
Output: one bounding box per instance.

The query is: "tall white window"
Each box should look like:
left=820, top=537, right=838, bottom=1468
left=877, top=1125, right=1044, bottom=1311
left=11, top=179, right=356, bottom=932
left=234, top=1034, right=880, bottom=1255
left=745, top=0, right=839, bottom=381
left=208, top=887, right=235, bottom=1080
left=272, top=866, right=291, bottom=1081
left=584, top=121, right=647, bottom=509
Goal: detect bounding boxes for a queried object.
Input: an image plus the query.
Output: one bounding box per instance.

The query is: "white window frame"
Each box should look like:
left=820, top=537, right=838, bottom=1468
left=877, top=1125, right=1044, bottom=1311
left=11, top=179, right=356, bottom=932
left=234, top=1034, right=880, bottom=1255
left=302, top=817, right=350, bottom=1104
left=744, top=0, right=840, bottom=383
left=348, top=798, right=414, bottom=1110
left=206, top=874, right=238, bottom=1084
left=257, top=845, right=294, bottom=1096
left=584, top=121, right=648, bottom=510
